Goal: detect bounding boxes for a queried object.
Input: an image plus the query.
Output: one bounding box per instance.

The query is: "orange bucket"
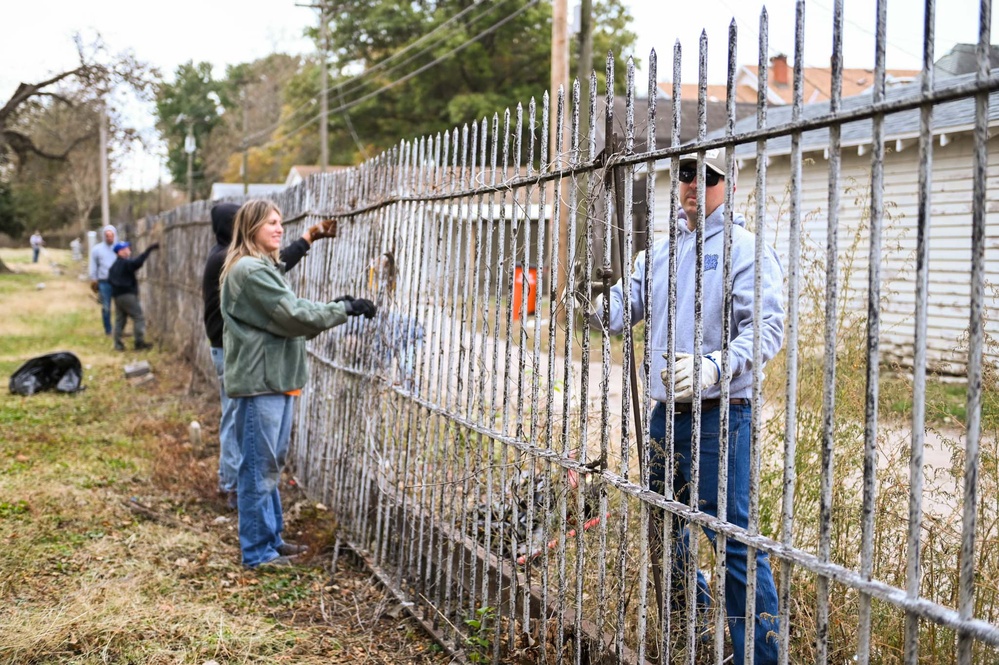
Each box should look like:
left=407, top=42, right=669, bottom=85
left=512, top=265, right=537, bottom=318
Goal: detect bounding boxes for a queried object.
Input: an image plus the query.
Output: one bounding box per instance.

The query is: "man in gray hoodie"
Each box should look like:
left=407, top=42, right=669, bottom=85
left=593, top=149, right=785, bottom=664
left=88, top=225, right=118, bottom=336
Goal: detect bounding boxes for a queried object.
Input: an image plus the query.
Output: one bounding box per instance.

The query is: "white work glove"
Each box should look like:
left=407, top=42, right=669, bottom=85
left=662, top=352, right=721, bottom=401
left=562, top=283, right=601, bottom=319
left=582, top=292, right=603, bottom=319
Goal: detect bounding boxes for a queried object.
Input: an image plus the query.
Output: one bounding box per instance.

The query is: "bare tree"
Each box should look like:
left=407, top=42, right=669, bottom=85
left=0, top=34, right=154, bottom=271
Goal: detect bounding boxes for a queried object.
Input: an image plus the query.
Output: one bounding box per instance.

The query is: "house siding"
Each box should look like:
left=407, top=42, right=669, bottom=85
left=651, top=130, right=999, bottom=375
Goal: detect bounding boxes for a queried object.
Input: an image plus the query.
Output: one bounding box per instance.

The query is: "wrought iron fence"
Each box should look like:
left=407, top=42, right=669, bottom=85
left=135, top=1, right=999, bottom=662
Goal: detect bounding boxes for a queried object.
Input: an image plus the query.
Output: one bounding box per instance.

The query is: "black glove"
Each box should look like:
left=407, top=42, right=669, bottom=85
left=147, top=242, right=160, bottom=252
left=333, top=295, right=354, bottom=303
left=343, top=298, right=377, bottom=319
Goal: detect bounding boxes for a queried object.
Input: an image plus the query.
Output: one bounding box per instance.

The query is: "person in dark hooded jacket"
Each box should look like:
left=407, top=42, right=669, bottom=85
left=202, top=202, right=337, bottom=505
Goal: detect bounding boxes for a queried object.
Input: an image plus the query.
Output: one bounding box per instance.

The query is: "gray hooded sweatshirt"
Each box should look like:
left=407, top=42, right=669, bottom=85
left=88, top=224, right=119, bottom=281
left=595, top=204, right=785, bottom=403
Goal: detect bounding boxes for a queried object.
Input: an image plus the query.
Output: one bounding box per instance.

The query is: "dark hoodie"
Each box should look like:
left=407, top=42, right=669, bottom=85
left=202, top=203, right=311, bottom=348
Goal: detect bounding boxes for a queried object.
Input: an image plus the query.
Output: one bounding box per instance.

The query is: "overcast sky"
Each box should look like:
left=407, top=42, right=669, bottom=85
left=3, top=0, right=993, bottom=189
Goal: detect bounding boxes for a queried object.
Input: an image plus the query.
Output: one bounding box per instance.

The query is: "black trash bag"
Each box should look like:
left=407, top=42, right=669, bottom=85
left=9, top=352, right=85, bottom=396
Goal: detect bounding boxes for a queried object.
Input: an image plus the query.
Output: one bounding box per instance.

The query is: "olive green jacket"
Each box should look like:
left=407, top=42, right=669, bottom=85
left=221, top=256, right=347, bottom=397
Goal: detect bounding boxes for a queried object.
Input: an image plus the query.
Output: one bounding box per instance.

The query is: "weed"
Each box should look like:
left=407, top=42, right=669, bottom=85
left=464, top=605, right=496, bottom=662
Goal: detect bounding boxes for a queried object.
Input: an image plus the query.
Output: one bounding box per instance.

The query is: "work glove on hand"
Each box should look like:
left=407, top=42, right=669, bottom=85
left=307, top=219, right=338, bottom=242
left=343, top=297, right=377, bottom=319
left=147, top=242, right=160, bottom=252
left=662, top=352, right=721, bottom=401
left=582, top=292, right=603, bottom=319
left=332, top=295, right=354, bottom=303
left=90, top=280, right=99, bottom=294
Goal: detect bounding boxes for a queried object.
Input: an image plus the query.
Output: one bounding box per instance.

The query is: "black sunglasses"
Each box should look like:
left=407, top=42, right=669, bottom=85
left=677, top=168, right=723, bottom=187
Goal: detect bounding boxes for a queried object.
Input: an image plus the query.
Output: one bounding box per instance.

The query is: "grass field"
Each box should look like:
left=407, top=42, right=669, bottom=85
left=0, top=248, right=446, bottom=664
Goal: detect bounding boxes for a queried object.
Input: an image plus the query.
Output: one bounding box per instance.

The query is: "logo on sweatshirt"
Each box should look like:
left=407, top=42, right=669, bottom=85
left=705, top=254, right=719, bottom=271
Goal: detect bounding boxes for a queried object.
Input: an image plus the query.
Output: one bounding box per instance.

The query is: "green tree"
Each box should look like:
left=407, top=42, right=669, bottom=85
left=274, top=0, right=637, bottom=166
left=155, top=61, right=232, bottom=200
left=576, top=0, right=639, bottom=96
left=218, top=54, right=307, bottom=184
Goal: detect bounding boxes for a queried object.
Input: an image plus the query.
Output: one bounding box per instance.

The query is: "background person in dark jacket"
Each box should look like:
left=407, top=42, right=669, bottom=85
left=108, top=241, right=159, bottom=351
left=202, top=202, right=337, bottom=506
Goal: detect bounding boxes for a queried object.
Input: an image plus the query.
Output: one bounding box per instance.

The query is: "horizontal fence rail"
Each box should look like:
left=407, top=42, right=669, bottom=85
left=136, top=2, right=999, bottom=662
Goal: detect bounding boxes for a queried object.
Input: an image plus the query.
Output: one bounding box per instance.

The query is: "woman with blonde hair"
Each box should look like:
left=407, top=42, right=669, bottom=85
left=221, top=199, right=376, bottom=569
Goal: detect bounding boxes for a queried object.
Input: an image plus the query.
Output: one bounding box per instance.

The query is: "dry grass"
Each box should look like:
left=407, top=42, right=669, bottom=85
left=0, top=249, right=449, bottom=665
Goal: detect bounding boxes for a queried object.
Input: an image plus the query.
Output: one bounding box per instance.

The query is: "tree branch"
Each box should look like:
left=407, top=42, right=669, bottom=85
left=0, top=67, right=89, bottom=122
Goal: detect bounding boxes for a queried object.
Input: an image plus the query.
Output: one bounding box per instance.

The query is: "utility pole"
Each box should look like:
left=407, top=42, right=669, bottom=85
left=319, top=1, right=329, bottom=172
left=551, top=0, right=570, bottom=322
left=577, top=0, right=593, bottom=144
left=575, top=0, right=593, bottom=302
left=98, top=103, right=110, bottom=230
left=242, top=87, right=250, bottom=195
left=184, top=121, right=195, bottom=204
left=297, top=1, right=330, bottom=171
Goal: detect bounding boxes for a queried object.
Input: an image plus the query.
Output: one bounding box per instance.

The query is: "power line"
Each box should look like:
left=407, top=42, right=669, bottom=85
left=242, top=0, right=510, bottom=148
left=253, top=0, right=540, bottom=153
left=335, top=0, right=506, bottom=98
left=325, top=0, right=540, bottom=117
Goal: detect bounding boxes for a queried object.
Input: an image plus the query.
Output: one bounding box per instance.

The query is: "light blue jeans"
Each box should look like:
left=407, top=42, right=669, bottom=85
left=210, top=347, right=239, bottom=493
left=650, top=401, right=780, bottom=665
left=97, top=280, right=113, bottom=335
left=234, top=393, right=294, bottom=568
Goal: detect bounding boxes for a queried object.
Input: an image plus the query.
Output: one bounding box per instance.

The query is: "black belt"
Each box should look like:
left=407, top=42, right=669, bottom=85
left=674, top=398, right=750, bottom=413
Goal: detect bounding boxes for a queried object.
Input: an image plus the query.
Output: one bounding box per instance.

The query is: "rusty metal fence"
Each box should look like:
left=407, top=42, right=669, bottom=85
left=135, top=1, right=999, bottom=662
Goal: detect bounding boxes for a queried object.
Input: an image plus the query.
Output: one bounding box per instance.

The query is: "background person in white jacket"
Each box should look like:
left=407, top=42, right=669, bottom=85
left=591, top=149, right=785, bottom=664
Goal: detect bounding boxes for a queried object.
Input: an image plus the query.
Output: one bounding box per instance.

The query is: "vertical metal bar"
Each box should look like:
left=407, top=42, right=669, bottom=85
left=713, top=17, right=737, bottom=665
left=548, top=83, right=566, bottom=665
left=535, top=92, right=552, bottom=665
left=522, top=97, right=541, bottom=648
left=687, top=31, right=708, bottom=664
left=464, top=117, right=485, bottom=619
left=443, top=126, right=468, bottom=633
left=958, top=2, right=990, bottom=662
left=657, top=41, right=682, bottom=664
left=561, top=77, right=582, bottom=665
left=858, top=0, right=888, bottom=660
left=817, top=2, right=844, bottom=663
left=638, top=47, right=657, bottom=665
left=495, top=107, right=515, bottom=661
left=748, top=7, right=769, bottom=665
left=614, top=58, right=637, bottom=664
left=778, top=3, right=805, bottom=664
left=904, top=1, right=935, bottom=662
left=418, top=133, right=444, bottom=625
left=596, top=52, right=614, bottom=656
left=575, top=68, right=597, bottom=662
left=479, top=114, right=499, bottom=622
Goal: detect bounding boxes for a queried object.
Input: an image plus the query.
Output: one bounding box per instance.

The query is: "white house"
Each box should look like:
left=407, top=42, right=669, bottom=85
left=652, top=69, right=999, bottom=374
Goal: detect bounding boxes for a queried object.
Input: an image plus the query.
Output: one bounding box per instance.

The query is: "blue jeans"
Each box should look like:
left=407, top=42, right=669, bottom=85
left=650, top=401, right=780, bottom=665
left=97, top=280, right=113, bottom=335
left=210, top=347, right=239, bottom=493
left=233, top=393, right=293, bottom=567
left=32, top=247, right=40, bottom=263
